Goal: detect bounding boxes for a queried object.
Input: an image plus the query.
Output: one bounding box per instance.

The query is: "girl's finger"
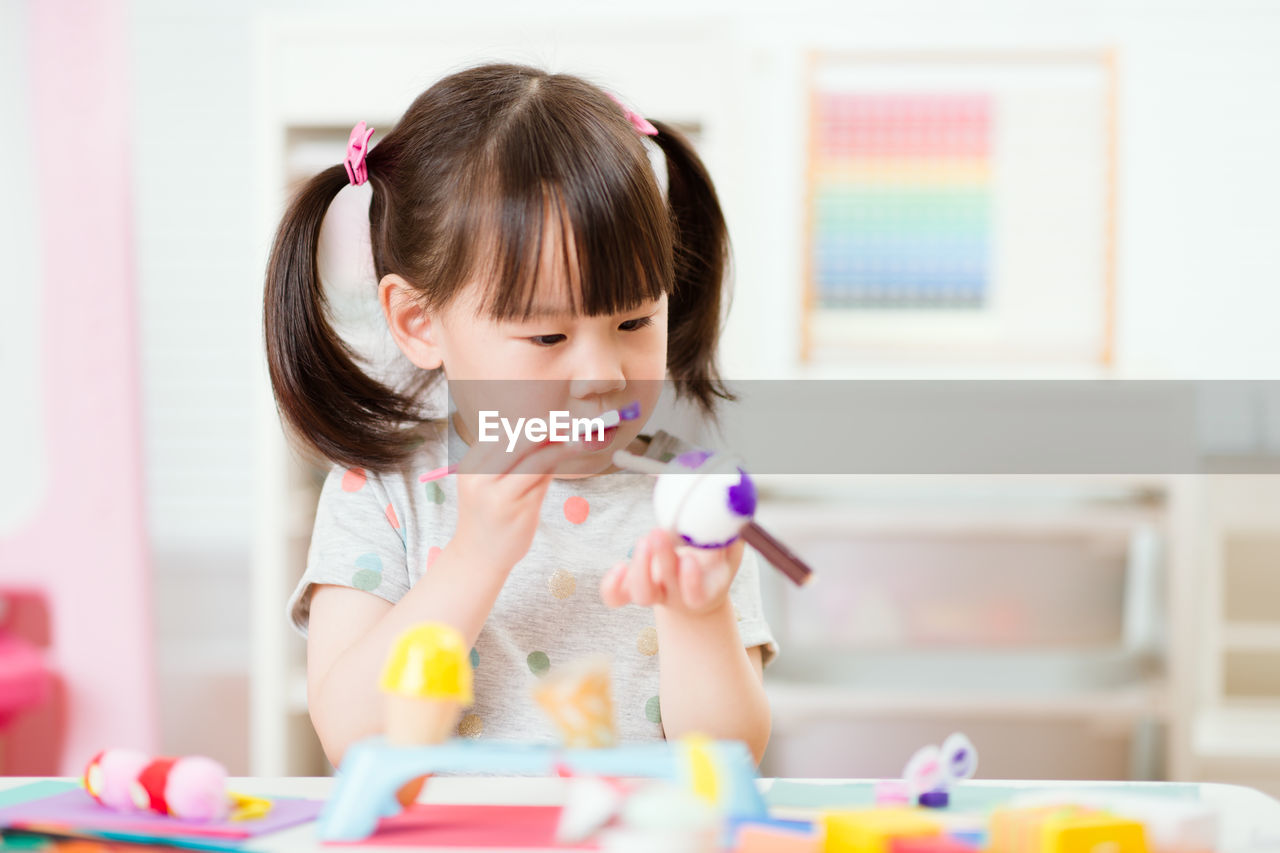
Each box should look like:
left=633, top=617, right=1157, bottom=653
left=678, top=551, right=707, bottom=610
left=456, top=412, right=532, bottom=474
left=500, top=442, right=586, bottom=500
left=600, top=561, right=630, bottom=608
left=455, top=415, right=573, bottom=477
left=649, top=528, right=679, bottom=593
left=627, top=535, right=657, bottom=606
left=724, top=537, right=746, bottom=575
left=703, top=559, right=733, bottom=603
left=510, top=469, right=556, bottom=502
left=502, top=436, right=584, bottom=479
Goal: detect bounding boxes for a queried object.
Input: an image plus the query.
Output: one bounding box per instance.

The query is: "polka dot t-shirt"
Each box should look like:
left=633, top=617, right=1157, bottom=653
left=286, top=416, right=778, bottom=744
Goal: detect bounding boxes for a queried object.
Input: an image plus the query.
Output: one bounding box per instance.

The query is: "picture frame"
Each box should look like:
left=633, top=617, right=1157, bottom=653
left=800, top=49, right=1118, bottom=368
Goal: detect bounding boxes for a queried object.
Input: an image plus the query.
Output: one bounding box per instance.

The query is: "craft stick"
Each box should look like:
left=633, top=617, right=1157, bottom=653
left=741, top=521, right=815, bottom=587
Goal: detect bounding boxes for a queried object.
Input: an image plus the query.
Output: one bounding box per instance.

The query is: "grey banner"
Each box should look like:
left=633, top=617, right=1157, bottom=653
left=440, top=380, right=1280, bottom=475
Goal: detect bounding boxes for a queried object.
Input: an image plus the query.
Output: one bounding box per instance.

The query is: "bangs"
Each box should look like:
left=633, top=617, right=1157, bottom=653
left=454, top=91, right=673, bottom=322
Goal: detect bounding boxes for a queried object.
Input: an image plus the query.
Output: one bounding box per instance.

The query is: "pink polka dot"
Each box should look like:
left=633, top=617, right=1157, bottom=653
left=563, top=496, right=590, bottom=525
left=427, top=546, right=443, bottom=569
left=342, top=468, right=367, bottom=492
left=385, top=503, right=400, bottom=530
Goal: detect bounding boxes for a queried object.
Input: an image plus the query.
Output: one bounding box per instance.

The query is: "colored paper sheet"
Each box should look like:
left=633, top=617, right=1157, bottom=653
left=4, top=826, right=240, bottom=853
left=2, top=826, right=194, bottom=851
left=0, top=786, right=323, bottom=842
left=327, top=803, right=594, bottom=850
left=0, top=783, right=77, bottom=810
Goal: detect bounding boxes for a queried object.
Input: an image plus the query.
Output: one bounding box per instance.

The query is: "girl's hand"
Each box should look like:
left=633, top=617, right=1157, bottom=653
left=600, top=527, right=744, bottom=617
left=451, top=430, right=585, bottom=573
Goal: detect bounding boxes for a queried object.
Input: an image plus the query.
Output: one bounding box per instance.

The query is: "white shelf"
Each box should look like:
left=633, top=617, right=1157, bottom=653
left=1194, top=707, right=1280, bottom=760
left=767, top=679, right=1170, bottom=728
left=751, top=478, right=1169, bottom=541
left=754, top=502, right=1164, bottom=538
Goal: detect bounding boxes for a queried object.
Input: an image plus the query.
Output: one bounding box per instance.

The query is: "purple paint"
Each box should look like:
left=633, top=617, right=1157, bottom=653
left=679, top=532, right=742, bottom=549
left=727, top=470, right=756, bottom=518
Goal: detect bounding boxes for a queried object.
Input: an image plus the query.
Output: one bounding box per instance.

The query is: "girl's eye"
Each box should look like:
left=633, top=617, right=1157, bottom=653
left=529, top=334, right=566, bottom=346
left=619, top=316, right=653, bottom=332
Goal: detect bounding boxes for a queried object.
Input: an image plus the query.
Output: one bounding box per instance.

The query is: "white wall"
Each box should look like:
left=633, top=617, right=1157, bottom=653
left=126, top=0, right=1280, bottom=770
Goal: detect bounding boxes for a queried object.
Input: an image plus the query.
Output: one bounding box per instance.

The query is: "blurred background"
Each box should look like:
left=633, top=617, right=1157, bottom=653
left=3, top=0, right=1280, bottom=792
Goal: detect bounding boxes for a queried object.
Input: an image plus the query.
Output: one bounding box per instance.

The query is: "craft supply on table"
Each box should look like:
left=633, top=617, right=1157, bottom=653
left=532, top=655, right=618, bottom=749
left=380, top=623, right=473, bottom=747
left=308, top=637, right=1228, bottom=852
left=81, top=750, right=269, bottom=823
left=324, top=803, right=586, bottom=850
left=380, top=622, right=474, bottom=806
left=0, top=780, right=322, bottom=850
left=903, top=733, right=979, bottom=808
left=875, top=781, right=913, bottom=806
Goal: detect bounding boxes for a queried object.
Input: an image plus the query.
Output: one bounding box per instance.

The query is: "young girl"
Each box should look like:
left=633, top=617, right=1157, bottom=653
left=264, top=63, right=776, bottom=768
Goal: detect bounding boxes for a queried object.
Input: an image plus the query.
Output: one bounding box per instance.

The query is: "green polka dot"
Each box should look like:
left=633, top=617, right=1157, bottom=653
left=470, top=648, right=479, bottom=669
left=352, top=553, right=382, bottom=591
left=659, top=452, right=676, bottom=463
left=645, top=695, right=662, bottom=724
left=527, top=651, right=550, bottom=676
left=426, top=482, right=446, bottom=504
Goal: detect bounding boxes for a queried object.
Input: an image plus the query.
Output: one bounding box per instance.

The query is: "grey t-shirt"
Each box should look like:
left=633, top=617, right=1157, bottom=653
left=287, top=415, right=778, bottom=744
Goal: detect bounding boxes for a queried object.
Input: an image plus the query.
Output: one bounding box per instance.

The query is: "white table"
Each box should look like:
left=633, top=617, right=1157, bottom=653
left=4, top=777, right=1279, bottom=852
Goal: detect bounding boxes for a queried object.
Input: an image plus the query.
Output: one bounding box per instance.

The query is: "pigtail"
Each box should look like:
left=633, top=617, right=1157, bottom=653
left=263, top=164, right=423, bottom=471
left=649, top=120, right=736, bottom=416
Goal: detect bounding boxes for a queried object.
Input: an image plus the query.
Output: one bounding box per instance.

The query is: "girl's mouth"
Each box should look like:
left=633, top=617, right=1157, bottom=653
left=576, top=424, right=618, bottom=451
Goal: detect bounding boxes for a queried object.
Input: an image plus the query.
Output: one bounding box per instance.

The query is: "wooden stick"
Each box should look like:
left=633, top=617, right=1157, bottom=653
left=742, top=521, right=816, bottom=587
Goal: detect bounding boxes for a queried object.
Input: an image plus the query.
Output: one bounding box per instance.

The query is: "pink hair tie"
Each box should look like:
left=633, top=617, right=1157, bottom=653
left=607, top=93, right=657, bottom=137
left=344, top=121, right=375, bottom=185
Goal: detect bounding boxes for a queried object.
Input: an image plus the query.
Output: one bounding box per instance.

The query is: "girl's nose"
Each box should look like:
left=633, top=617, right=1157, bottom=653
left=569, top=371, right=626, bottom=400
left=569, top=339, right=627, bottom=400
left=573, top=373, right=627, bottom=399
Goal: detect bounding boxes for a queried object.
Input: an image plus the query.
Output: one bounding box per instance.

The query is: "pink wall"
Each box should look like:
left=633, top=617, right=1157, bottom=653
left=0, top=0, right=158, bottom=773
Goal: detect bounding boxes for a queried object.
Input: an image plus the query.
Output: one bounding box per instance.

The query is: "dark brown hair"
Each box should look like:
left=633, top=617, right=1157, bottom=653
left=264, top=63, right=732, bottom=471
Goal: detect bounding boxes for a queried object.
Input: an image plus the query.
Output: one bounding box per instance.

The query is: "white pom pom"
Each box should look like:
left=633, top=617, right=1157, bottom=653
left=652, top=452, right=755, bottom=548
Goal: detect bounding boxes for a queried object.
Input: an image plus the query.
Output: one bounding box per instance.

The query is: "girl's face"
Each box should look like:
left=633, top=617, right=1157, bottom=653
left=382, top=198, right=671, bottom=477
left=383, top=213, right=669, bottom=477
left=438, top=282, right=668, bottom=477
